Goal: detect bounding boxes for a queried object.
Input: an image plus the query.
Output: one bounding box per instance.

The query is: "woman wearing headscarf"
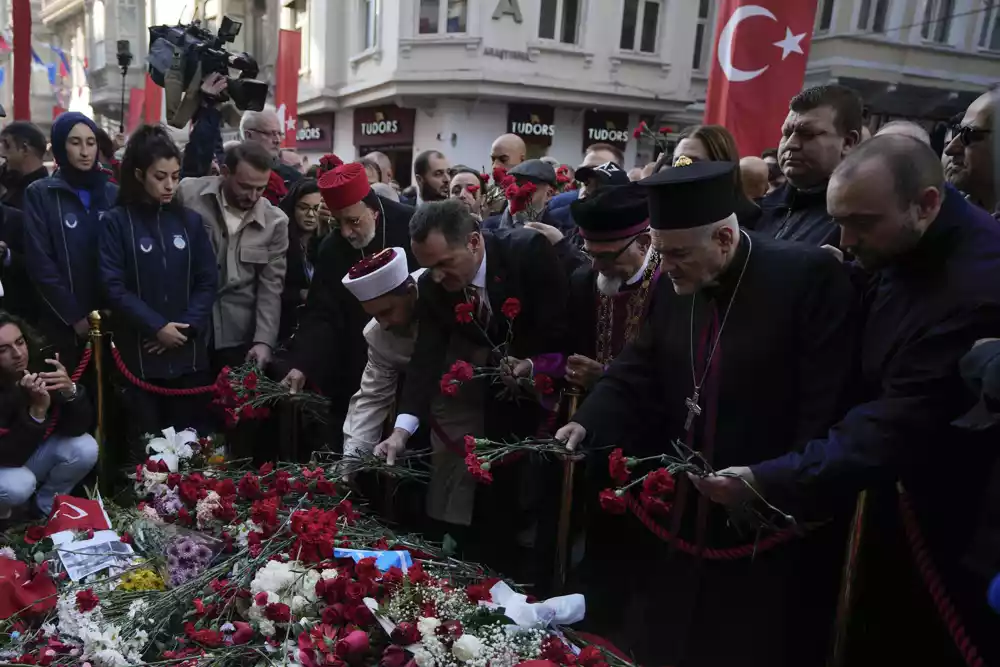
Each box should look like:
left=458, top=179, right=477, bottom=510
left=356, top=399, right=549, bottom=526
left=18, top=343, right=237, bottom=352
left=24, top=112, right=117, bottom=366
left=277, top=177, right=328, bottom=342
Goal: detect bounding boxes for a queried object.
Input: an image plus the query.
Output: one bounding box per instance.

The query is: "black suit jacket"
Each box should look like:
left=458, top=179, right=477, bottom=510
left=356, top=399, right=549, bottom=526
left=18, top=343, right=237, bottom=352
left=399, top=228, right=568, bottom=438
left=0, top=204, right=35, bottom=320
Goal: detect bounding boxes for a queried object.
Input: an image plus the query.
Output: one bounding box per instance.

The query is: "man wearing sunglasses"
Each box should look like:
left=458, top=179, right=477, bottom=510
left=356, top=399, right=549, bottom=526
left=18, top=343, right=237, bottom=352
left=945, top=91, right=996, bottom=218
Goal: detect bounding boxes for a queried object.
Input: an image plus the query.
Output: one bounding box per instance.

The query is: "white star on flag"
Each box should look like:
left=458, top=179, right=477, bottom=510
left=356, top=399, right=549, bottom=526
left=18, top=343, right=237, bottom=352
left=773, top=27, right=805, bottom=60
left=286, top=116, right=297, bottom=132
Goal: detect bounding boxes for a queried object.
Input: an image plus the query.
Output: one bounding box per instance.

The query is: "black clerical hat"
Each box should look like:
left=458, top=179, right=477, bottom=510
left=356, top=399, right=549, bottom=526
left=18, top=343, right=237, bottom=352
left=638, top=161, right=738, bottom=230
left=954, top=340, right=1000, bottom=430
left=570, top=184, right=649, bottom=241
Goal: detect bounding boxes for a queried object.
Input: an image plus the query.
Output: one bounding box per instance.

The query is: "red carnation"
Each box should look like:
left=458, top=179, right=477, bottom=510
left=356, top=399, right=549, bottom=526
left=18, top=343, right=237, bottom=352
left=463, top=435, right=477, bottom=454
left=534, top=374, right=554, bottom=395
left=578, top=645, right=610, bottom=667
left=465, top=582, right=492, bottom=603
left=259, top=462, right=274, bottom=475
left=255, top=591, right=270, bottom=607
left=355, top=556, right=379, bottom=581
left=215, top=478, right=237, bottom=497
left=24, top=525, right=45, bottom=544
left=243, top=371, right=259, bottom=391
left=231, top=621, right=254, bottom=645
left=450, top=360, right=475, bottom=382
left=599, top=489, right=626, bottom=514
left=264, top=602, right=292, bottom=623
left=643, top=468, right=676, bottom=497
left=465, top=454, right=493, bottom=484
left=237, top=472, right=262, bottom=499
left=632, top=120, right=647, bottom=139
left=454, top=302, right=474, bottom=324
left=608, top=448, right=630, bottom=485
left=466, top=184, right=480, bottom=195
left=492, top=166, right=508, bottom=186
left=501, top=297, right=521, bottom=320
left=659, top=126, right=672, bottom=134
left=439, top=373, right=460, bottom=397
left=76, top=589, right=99, bottom=612
left=390, top=621, right=420, bottom=645
left=480, top=171, right=490, bottom=183
left=641, top=493, right=673, bottom=516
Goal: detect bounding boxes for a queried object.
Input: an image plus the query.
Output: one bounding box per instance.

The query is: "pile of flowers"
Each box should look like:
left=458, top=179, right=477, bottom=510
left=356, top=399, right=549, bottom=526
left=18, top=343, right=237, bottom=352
left=0, top=430, right=623, bottom=667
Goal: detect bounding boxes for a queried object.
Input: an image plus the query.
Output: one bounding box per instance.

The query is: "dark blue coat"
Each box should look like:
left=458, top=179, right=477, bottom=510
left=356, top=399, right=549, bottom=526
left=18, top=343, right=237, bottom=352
left=545, top=189, right=578, bottom=230
left=99, top=203, right=218, bottom=380
left=23, top=171, right=117, bottom=327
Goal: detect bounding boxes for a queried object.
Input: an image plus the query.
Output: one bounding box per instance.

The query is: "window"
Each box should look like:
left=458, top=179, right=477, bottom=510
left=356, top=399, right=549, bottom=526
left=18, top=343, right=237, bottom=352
left=92, top=0, right=106, bottom=71
left=117, top=0, right=139, bottom=39
left=419, top=0, right=467, bottom=34
left=362, top=0, right=379, bottom=49
left=691, top=0, right=712, bottom=70
left=816, top=0, right=836, bottom=33
left=282, top=1, right=309, bottom=69
left=857, top=0, right=889, bottom=33
left=538, top=0, right=581, bottom=44
left=620, top=0, right=661, bottom=53
left=920, top=0, right=954, bottom=43
left=979, top=0, right=1000, bottom=50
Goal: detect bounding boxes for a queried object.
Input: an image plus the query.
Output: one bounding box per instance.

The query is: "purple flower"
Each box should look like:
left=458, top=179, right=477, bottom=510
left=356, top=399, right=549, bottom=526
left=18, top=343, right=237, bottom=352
left=167, top=556, right=179, bottom=569
left=178, top=539, right=196, bottom=558
left=196, top=545, right=212, bottom=562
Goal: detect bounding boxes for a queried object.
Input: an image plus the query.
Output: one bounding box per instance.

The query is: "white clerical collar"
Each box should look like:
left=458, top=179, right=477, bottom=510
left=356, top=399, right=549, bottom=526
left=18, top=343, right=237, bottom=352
left=471, top=244, right=487, bottom=289
left=626, top=248, right=652, bottom=286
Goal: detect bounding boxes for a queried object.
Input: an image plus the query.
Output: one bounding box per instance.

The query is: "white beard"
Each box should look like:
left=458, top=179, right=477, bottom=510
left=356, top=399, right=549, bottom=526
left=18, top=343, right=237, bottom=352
left=347, top=226, right=377, bottom=250
left=596, top=273, right=623, bottom=296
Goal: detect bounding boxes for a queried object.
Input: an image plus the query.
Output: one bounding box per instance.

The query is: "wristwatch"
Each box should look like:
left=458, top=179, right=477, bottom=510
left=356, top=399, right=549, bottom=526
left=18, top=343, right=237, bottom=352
left=62, top=382, right=78, bottom=400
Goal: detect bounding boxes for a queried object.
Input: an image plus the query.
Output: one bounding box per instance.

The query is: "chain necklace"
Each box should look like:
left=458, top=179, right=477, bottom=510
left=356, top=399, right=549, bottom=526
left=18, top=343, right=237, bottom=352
left=594, top=251, right=660, bottom=366
left=683, top=231, right=752, bottom=432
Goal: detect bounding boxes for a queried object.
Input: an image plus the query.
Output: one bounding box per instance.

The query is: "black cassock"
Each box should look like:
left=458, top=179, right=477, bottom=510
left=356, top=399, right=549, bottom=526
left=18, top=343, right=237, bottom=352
left=286, top=195, right=418, bottom=435
left=573, top=231, right=859, bottom=667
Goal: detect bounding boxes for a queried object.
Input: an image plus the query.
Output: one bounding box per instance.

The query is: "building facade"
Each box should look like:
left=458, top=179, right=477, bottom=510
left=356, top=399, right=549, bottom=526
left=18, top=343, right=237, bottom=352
left=290, top=0, right=707, bottom=181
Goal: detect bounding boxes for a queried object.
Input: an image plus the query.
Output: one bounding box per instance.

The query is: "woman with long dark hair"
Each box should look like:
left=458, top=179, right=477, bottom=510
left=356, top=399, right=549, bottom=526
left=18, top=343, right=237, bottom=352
left=277, top=178, right=327, bottom=342
left=24, top=112, right=118, bottom=367
left=99, top=125, right=218, bottom=453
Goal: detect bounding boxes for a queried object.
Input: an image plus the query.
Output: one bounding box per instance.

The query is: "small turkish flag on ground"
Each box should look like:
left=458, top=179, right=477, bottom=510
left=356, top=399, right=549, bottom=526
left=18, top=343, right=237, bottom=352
left=0, top=557, right=57, bottom=618
left=43, top=495, right=111, bottom=537
left=704, top=0, right=819, bottom=157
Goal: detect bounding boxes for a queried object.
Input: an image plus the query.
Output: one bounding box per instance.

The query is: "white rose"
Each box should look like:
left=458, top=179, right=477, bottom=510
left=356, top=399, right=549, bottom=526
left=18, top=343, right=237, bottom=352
left=417, top=617, right=441, bottom=637
left=452, top=634, right=484, bottom=662
left=258, top=619, right=276, bottom=637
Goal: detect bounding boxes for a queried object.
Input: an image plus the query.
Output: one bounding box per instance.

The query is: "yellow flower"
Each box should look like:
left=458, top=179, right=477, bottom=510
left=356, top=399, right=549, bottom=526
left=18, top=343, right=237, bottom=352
left=208, top=455, right=226, bottom=465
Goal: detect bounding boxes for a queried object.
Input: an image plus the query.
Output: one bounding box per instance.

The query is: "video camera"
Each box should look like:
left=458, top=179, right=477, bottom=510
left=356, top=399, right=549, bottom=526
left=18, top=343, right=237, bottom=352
left=147, top=16, right=267, bottom=112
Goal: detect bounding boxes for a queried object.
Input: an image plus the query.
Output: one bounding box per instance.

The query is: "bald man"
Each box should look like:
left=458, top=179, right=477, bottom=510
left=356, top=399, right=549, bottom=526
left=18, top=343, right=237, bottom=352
left=490, top=133, right=527, bottom=171
left=739, top=156, right=770, bottom=200
left=875, top=120, right=931, bottom=145
left=366, top=151, right=394, bottom=184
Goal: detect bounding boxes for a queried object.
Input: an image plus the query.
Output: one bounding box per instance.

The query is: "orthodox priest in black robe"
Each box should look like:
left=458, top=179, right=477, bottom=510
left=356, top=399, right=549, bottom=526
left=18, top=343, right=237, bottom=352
left=556, top=161, right=859, bottom=667
left=280, top=161, right=417, bottom=441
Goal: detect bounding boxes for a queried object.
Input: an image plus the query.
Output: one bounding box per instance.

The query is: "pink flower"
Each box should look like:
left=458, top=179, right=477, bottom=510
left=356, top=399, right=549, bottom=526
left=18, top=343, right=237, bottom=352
left=336, top=630, right=370, bottom=657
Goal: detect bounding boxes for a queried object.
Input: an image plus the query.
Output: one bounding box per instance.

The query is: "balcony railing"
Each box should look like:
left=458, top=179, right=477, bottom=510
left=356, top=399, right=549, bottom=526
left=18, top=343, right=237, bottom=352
left=40, top=0, right=86, bottom=24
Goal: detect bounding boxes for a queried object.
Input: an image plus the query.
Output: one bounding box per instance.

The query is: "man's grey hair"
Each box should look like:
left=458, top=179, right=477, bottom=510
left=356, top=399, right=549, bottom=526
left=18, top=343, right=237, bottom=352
left=875, top=120, right=931, bottom=145
left=239, top=109, right=279, bottom=139
left=371, top=182, right=399, bottom=202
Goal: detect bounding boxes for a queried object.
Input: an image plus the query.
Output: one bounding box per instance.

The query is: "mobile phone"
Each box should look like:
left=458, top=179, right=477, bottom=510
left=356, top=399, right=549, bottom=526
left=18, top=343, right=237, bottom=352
left=27, top=344, right=56, bottom=375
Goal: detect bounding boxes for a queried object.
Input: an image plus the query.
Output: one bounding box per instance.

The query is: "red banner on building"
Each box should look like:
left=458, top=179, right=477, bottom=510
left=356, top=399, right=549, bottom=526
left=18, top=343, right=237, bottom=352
left=12, top=0, right=31, bottom=120
left=275, top=29, right=302, bottom=148
left=144, top=73, right=163, bottom=125
left=128, top=86, right=145, bottom=133
left=704, top=0, right=818, bottom=157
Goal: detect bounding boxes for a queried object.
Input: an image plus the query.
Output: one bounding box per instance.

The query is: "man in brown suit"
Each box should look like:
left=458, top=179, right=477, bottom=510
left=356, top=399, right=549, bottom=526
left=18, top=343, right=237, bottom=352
left=177, top=142, right=288, bottom=371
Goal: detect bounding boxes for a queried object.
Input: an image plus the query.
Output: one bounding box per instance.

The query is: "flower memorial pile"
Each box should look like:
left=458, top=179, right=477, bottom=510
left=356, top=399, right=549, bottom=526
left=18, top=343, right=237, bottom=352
left=440, top=297, right=556, bottom=405
left=0, top=429, right=626, bottom=667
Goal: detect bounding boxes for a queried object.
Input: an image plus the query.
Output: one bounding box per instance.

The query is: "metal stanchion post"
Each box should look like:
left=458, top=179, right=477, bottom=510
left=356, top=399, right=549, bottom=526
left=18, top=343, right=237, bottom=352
left=553, top=386, right=583, bottom=593
left=88, top=311, right=108, bottom=495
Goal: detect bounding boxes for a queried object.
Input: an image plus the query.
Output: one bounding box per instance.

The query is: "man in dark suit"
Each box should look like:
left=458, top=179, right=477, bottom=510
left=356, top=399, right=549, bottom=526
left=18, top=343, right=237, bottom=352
left=280, top=162, right=417, bottom=442
left=377, top=199, right=568, bottom=577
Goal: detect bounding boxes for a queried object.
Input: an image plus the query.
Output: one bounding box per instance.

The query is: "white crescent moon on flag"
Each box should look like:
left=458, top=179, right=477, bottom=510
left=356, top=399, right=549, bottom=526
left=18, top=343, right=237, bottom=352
left=717, top=4, right=777, bottom=82
left=53, top=502, right=88, bottom=520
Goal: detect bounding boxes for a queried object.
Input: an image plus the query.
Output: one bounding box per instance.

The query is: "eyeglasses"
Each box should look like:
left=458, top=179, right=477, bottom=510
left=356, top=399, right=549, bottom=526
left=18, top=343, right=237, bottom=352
left=951, top=125, right=992, bottom=146
left=582, top=235, right=639, bottom=263
left=247, top=128, right=284, bottom=140
left=296, top=204, right=322, bottom=216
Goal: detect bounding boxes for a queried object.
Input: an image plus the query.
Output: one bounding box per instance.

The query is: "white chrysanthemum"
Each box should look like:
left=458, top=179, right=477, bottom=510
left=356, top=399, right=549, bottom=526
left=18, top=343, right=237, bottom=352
left=417, top=616, right=441, bottom=637
left=320, top=569, right=339, bottom=581
left=296, top=570, right=320, bottom=602
left=93, top=648, right=129, bottom=667
left=0, top=546, right=16, bottom=559
left=453, top=634, right=484, bottom=662
left=258, top=619, right=276, bottom=637
left=411, top=646, right=436, bottom=667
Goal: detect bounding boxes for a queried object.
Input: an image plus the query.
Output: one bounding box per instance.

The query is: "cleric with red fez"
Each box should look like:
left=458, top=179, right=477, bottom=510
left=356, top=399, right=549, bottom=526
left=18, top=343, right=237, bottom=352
left=280, top=155, right=417, bottom=439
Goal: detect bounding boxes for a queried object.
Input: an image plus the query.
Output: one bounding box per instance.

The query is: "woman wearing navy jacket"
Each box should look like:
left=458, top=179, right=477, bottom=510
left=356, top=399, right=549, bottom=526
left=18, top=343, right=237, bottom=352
left=99, top=125, right=217, bottom=454
left=24, top=112, right=118, bottom=367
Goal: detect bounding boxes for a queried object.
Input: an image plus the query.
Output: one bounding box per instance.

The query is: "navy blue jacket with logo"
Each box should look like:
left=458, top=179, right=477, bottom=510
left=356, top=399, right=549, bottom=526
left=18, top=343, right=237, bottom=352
left=99, top=203, right=218, bottom=380
left=23, top=171, right=118, bottom=326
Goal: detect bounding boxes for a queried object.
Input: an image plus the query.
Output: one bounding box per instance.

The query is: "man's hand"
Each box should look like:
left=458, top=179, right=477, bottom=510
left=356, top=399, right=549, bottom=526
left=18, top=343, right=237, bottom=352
left=555, top=422, right=587, bottom=452
left=689, top=466, right=757, bottom=507
left=200, top=72, right=228, bottom=99
left=499, top=356, right=532, bottom=390
left=280, top=368, right=306, bottom=394
left=374, top=428, right=410, bottom=466
left=20, top=372, right=50, bottom=418
left=566, top=354, right=603, bottom=390
left=40, top=355, right=73, bottom=394
left=246, top=343, right=272, bottom=368
left=73, top=318, right=90, bottom=338
left=523, top=221, right=564, bottom=245
left=156, top=322, right=190, bottom=349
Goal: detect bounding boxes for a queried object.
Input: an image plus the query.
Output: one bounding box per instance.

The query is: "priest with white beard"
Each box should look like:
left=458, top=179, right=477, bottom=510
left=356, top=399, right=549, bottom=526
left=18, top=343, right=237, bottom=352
left=562, top=184, right=662, bottom=391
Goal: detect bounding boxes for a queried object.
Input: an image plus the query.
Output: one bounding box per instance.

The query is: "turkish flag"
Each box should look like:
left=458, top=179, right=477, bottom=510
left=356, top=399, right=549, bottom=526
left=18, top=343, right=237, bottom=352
left=704, top=0, right=818, bottom=157
left=0, top=557, right=57, bottom=618
left=127, top=86, right=145, bottom=133
left=275, top=29, right=302, bottom=148
left=144, top=73, right=163, bottom=124
left=43, top=495, right=111, bottom=537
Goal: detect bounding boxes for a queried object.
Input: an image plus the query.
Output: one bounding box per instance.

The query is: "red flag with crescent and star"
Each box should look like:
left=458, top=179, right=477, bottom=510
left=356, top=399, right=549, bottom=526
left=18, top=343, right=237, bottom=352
left=704, top=0, right=818, bottom=157
left=275, top=29, right=302, bottom=149
left=43, top=495, right=112, bottom=537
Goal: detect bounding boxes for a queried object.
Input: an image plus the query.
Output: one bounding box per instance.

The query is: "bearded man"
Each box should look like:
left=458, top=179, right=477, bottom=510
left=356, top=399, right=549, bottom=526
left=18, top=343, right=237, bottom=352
left=281, top=161, right=417, bottom=442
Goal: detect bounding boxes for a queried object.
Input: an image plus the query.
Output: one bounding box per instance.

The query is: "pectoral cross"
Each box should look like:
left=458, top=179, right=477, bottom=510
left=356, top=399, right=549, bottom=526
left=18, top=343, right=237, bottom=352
left=684, top=391, right=702, bottom=431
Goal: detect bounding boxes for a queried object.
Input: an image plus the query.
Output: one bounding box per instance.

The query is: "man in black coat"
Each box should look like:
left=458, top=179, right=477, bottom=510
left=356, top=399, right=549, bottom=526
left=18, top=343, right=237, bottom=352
left=0, top=122, right=50, bottom=211
left=280, top=162, right=417, bottom=441
left=557, top=161, right=858, bottom=667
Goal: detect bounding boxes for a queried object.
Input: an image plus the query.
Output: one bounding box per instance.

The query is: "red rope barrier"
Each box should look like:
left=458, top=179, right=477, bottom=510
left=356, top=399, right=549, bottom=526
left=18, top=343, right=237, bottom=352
left=897, top=485, right=985, bottom=667
left=110, top=343, right=217, bottom=396
left=0, top=345, right=93, bottom=440
left=625, top=492, right=813, bottom=561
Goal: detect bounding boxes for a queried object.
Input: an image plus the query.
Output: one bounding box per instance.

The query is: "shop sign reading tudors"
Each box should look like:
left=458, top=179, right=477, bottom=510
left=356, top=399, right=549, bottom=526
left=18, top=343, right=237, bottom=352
left=582, top=110, right=631, bottom=151
left=507, top=104, right=555, bottom=145
left=354, top=106, right=417, bottom=148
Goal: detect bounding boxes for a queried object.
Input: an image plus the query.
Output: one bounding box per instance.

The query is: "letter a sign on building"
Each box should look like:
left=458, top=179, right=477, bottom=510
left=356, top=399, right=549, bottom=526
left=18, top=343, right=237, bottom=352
left=493, top=0, right=523, bottom=22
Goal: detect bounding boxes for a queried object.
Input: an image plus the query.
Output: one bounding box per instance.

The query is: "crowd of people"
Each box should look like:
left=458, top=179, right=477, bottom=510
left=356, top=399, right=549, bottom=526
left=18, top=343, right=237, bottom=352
left=0, top=78, right=997, bottom=667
